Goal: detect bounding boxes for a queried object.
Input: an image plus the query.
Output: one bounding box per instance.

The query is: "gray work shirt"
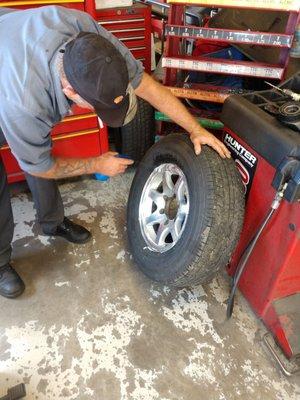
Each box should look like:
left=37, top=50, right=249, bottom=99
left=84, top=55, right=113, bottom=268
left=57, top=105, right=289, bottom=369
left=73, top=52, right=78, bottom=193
left=0, top=6, right=144, bottom=173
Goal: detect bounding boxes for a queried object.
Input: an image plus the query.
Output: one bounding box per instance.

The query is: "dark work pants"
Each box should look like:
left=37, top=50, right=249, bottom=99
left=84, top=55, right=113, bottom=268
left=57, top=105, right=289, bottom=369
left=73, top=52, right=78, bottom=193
left=0, top=157, right=64, bottom=267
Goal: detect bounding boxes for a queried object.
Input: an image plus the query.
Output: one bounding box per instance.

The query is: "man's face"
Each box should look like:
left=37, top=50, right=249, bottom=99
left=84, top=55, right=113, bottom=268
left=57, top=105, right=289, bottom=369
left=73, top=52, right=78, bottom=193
left=61, top=75, right=95, bottom=111
left=68, top=92, right=95, bottom=111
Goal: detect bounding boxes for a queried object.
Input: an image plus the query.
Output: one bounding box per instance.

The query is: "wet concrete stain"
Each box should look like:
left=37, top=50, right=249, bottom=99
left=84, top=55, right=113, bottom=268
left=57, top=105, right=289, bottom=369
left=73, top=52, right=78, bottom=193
left=0, top=173, right=299, bottom=399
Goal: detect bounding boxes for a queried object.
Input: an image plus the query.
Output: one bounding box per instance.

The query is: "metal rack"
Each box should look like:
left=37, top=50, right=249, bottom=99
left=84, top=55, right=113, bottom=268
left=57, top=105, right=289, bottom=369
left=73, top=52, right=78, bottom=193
left=163, top=0, right=300, bottom=102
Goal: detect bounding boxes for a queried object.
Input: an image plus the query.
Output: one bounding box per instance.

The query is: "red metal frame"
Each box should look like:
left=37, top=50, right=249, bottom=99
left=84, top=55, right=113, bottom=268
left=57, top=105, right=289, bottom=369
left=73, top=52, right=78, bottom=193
left=151, top=16, right=166, bottom=39
left=164, top=4, right=184, bottom=85
left=279, top=11, right=300, bottom=79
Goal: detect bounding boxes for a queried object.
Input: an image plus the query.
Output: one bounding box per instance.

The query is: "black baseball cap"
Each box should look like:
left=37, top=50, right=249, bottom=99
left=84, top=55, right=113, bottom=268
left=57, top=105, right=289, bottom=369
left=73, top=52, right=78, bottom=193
left=63, top=32, right=137, bottom=127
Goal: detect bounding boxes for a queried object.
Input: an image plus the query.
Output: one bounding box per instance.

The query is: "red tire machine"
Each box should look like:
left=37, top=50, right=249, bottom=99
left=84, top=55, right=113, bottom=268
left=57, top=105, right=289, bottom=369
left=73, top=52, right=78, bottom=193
left=221, top=72, right=300, bottom=375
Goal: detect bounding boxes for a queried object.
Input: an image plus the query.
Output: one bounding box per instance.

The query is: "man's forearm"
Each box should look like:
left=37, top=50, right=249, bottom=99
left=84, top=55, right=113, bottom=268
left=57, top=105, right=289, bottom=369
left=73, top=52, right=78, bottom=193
left=29, top=151, right=134, bottom=179
left=135, top=73, right=204, bottom=135
left=30, top=157, right=98, bottom=179
left=135, top=72, right=231, bottom=159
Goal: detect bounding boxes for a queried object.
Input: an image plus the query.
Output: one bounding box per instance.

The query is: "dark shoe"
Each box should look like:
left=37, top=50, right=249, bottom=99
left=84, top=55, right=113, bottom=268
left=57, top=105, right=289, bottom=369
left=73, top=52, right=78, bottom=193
left=44, top=217, right=91, bottom=244
left=0, top=264, right=25, bottom=299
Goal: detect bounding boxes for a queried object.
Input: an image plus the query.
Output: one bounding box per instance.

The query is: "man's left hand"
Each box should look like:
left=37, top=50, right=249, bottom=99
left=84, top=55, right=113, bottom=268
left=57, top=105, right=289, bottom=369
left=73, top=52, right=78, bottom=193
left=190, top=130, right=231, bottom=159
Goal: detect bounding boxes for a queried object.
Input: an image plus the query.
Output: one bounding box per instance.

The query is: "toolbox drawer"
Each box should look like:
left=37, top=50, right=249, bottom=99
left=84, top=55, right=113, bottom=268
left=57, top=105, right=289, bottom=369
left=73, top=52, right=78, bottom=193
left=0, top=106, right=108, bottom=183
left=0, top=125, right=108, bottom=183
left=0, top=145, right=24, bottom=183
left=51, top=127, right=104, bottom=158
left=51, top=113, right=98, bottom=136
left=96, top=4, right=152, bottom=73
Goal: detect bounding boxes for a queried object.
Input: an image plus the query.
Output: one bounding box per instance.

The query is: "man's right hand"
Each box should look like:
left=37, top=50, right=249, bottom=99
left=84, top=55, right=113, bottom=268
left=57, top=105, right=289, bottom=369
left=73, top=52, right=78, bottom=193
left=30, top=152, right=134, bottom=180
left=95, top=151, right=134, bottom=176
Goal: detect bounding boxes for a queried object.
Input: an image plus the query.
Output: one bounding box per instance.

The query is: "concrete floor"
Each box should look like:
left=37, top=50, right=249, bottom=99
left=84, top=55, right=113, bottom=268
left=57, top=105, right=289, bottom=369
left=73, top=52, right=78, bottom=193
left=0, top=172, right=299, bottom=400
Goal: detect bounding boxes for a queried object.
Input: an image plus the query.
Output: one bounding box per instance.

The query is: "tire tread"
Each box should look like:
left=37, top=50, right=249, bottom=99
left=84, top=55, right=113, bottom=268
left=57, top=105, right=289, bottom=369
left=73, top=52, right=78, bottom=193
left=120, top=99, right=155, bottom=162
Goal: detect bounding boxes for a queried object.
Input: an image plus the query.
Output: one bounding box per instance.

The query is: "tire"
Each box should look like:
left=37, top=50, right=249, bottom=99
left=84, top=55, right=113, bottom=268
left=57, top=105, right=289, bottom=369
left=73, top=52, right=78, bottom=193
left=127, top=133, right=245, bottom=287
left=112, top=98, right=155, bottom=162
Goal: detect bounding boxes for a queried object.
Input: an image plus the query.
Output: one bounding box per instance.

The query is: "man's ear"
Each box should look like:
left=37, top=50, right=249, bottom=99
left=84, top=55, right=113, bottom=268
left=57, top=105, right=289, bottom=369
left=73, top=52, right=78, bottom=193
left=62, top=85, right=77, bottom=99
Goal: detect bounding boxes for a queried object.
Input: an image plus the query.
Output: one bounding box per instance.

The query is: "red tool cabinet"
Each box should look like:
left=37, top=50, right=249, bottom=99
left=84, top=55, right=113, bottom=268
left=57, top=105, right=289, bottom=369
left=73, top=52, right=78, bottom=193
left=87, top=2, right=152, bottom=74
left=0, top=105, right=109, bottom=183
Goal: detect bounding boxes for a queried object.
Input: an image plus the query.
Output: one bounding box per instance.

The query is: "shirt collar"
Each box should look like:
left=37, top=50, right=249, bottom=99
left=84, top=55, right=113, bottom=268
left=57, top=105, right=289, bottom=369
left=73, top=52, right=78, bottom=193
left=49, top=49, right=73, bottom=118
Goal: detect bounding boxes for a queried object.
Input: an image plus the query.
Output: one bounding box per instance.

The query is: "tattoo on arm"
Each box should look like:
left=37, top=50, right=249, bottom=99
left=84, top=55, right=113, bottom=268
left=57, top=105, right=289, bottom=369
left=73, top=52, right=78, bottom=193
left=51, top=158, right=96, bottom=178
left=32, top=157, right=97, bottom=179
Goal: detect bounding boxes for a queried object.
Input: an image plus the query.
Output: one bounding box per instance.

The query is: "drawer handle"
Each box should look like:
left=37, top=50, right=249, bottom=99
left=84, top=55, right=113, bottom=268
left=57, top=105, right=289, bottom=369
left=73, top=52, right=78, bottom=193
left=126, top=46, right=146, bottom=51
left=52, top=128, right=99, bottom=141
left=98, top=19, right=144, bottom=25
left=110, top=28, right=145, bottom=33
left=1, top=128, right=100, bottom=151
left=62, top=113, right=96, bottom=123
left=119, top=36, right=145, bottom=41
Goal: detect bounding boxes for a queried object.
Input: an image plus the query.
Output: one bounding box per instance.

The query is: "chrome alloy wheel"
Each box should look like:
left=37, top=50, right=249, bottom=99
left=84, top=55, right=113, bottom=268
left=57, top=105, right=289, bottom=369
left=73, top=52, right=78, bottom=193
left=139, top=163, right=190, bottom=253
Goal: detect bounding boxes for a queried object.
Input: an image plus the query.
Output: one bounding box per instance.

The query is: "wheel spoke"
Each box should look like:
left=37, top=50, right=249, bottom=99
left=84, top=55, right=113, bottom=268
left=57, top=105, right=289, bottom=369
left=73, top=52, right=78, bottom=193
left=175, top=211, right=185, bottom=224
left=149, top=189, right=165, bottom=208
left=174, top=176, right=185, bottom=202
left=174, top=212, right=185, bottom=235
left=178, top=203, right=189, bottom=215
left=169, top=220, right=180, bottom=242
left=162, top=170, right=175, bottom=197
left=145, top=212, right=167, bottom=226
left=155, top=223, right=170, bottom=246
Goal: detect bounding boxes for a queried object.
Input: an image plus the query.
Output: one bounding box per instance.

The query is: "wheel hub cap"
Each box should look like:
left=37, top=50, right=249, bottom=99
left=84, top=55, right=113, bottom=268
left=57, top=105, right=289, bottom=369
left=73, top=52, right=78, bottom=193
left=165, top=196, right=178, bottom=220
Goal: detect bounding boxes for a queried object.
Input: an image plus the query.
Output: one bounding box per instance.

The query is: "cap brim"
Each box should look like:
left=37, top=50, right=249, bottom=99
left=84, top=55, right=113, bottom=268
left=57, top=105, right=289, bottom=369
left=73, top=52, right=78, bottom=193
left=94, top=95, right=129, bottom=128
left=94, top=85, right=138, bottom=128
